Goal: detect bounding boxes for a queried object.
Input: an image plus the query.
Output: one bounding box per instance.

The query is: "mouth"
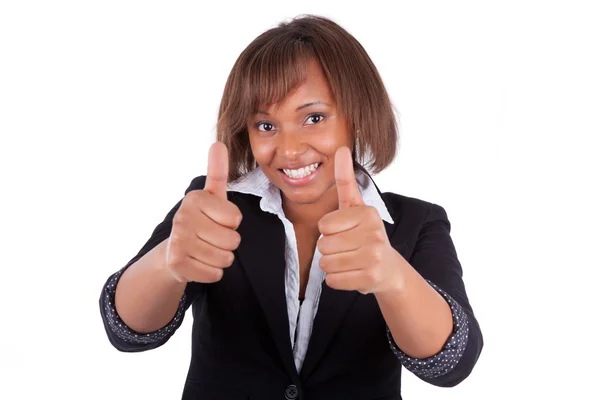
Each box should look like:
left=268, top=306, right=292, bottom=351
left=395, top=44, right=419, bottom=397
left=278, top=162, right=322, bottom=185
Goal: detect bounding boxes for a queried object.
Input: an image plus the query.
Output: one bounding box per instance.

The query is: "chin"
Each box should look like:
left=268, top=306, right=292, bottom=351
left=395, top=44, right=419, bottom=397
left=281, top=190, right=324, bottom=205
left=280, top=180, right=336, bottom=205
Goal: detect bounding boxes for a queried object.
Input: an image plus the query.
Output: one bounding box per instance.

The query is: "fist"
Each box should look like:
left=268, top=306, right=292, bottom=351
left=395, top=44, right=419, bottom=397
left=165, top=142, right=243, bottom=283
left=317, top=147, right=401, bottom=294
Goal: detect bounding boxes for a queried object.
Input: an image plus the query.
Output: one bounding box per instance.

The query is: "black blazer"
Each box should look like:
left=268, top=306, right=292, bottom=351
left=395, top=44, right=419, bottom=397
left=100, top=175, right=483, bottom=400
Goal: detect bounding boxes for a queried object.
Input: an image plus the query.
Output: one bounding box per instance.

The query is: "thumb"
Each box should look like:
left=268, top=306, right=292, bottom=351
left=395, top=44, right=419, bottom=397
left=204, top=141, right=229, bottom=199
left=334, top=146, right=364, bottom=209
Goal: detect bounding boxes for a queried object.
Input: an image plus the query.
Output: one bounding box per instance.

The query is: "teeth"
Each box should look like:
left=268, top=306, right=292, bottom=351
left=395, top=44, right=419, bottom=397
left=283, top=163, right=319, bottom=179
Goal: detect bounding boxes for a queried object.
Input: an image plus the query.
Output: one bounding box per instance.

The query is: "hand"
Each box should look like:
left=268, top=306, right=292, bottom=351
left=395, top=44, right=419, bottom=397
left=165, top=142, right=243, bottom=283
left=317, top=147, right=402, bottom=294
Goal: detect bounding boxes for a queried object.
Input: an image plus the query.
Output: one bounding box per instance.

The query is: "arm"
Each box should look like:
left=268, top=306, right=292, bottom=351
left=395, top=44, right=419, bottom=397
left=375, top=256, right=454, bottom=359
left=317, top=153, right=482, bottom=386
left=114, top=238, right=186, bottom=334
left=377, top=203, right=483, bottom=387
left=99, top=177, right=207, bottom=352
left=100, top=253, right=193, bottom=352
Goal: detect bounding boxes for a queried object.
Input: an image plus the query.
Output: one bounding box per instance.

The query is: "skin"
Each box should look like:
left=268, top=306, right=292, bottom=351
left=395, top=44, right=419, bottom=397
left=115, top=58, right=453, bottom=360
left=247, top=59, right=354, bottom=226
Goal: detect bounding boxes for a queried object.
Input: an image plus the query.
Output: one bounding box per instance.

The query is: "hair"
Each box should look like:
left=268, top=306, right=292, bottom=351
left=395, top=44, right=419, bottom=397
left=217, top=14, right=398, bottom=182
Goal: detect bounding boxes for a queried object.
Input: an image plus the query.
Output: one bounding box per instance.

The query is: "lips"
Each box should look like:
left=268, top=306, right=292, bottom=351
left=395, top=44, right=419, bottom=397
left=282, top=163, right=321, bottom=179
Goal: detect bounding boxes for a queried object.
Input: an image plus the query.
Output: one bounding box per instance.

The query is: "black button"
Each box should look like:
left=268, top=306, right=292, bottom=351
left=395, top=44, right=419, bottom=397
left=284, top=384, right=298, bottom=400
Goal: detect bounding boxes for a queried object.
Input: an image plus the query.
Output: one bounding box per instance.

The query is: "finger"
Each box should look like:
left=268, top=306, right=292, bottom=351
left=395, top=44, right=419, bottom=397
left=178, top=257, right=224, bottom=283
left=204, top=141, right=229, bottom=200
left=325, top=270, right=367, bottom=292
left=186, top=190, right=243, bottom=230
left=335, top=146, right=364, bottom=209
left=188, top=236, right=235, bottom=268
left=317, top=229, right=362, bottom=255
left=194, top=211, right=241, bottom=251
left=318, top=208, right=364, bottom=235
left=319, top=250, right=363, bottom=274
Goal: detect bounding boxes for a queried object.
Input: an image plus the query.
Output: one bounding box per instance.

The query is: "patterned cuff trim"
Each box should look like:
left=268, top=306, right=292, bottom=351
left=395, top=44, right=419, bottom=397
left=387, top=280, right=469, bottom=379
left=102, top=267, right=186, bottom=345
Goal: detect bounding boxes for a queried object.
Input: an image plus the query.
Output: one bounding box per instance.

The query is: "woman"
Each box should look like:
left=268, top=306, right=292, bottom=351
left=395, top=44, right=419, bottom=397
left=100, top=14, right=483, bottom=399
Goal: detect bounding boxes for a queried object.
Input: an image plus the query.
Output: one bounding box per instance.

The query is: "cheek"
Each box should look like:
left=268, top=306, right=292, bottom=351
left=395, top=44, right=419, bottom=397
left=248, top=136, right=275, bottom=165
left=313, top=127, right=353, bottom=154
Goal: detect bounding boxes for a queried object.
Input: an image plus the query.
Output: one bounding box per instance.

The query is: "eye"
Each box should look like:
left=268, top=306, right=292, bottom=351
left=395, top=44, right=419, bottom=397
left=305, top=113, right=325, bottom=125
left=256, top=122, right=274, bottom=132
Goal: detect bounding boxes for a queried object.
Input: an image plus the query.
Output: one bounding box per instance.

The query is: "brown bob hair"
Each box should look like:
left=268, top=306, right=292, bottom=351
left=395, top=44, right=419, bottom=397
left=217, top=14, right=398, bottom=182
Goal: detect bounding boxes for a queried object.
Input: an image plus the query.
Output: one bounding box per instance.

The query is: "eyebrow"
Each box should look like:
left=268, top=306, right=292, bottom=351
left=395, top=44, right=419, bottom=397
left=256, top=101, right=329, bottom=116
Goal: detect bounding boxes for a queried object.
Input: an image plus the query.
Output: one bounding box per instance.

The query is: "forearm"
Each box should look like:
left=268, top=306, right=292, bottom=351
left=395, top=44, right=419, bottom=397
left=375, top=252, right=453, bottom=359
left=114, top=238, right=187, bottom=333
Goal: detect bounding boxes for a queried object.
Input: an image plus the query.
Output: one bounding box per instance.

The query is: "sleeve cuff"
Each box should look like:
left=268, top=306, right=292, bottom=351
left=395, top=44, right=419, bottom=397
left=101, top=267, right=187, bottom=345
left=387, top=280, right=469, bottom=379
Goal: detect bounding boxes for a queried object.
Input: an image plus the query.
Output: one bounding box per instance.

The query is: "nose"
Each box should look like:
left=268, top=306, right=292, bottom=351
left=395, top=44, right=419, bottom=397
left=277, top=130, right=308, bottom=161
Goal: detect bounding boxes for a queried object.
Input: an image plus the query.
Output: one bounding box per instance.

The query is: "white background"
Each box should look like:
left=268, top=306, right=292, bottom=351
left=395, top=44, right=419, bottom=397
left=1, top=1, right=599, bottom=399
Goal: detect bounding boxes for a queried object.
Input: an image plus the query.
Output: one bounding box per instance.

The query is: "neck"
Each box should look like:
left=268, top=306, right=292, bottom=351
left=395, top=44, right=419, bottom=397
left=282, top=185, right=339, bottom=227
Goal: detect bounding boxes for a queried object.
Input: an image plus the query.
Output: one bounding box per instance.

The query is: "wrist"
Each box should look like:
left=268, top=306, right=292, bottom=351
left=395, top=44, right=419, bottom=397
left=155, top=238, right=188, bottom=288
left=375, top=249, right=408, bottom=296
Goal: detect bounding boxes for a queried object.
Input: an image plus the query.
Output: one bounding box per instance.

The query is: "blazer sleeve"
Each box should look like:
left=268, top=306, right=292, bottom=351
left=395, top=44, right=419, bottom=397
left=99, top=176, right=207, bottom=352
left=389, top=202, right=483, bottom=387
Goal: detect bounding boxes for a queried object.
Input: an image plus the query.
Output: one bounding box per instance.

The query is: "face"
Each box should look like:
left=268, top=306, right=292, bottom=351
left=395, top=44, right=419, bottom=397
left=247, top=59, right=353, bottom=207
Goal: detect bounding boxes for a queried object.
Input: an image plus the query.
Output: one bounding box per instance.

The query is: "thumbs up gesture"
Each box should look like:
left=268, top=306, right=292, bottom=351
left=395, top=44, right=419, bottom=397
left=317, top=147, right=401, bottom=294
left=165, top=142, right=243, bottom=283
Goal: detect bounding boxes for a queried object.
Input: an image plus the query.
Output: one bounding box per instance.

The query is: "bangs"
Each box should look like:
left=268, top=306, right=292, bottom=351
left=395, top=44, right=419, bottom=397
left=243, top=38, right=314, bottom=116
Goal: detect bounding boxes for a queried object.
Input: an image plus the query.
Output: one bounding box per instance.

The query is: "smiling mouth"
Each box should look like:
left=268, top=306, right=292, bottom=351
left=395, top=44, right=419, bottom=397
left=281, top=163, right=321, bottom=179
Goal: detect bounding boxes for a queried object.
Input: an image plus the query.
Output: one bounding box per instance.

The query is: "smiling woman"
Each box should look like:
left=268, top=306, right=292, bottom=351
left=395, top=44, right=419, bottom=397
left=217, top=17, right=397, bottom=183
left=99, top=14, right=483, bottom=400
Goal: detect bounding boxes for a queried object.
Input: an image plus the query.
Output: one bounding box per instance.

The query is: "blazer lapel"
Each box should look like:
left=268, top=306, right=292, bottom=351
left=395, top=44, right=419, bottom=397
left=234, top=194, right=298, bottom=381
left=299, top=281, right=359, bottom=381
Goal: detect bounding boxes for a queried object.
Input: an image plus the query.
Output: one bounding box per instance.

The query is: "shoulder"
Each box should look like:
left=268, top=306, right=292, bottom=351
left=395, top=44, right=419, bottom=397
left=184, top=175, right=207, bottom=193
left=381, top=191, right=451, bottom=231
left=380, top=192, right=455, bottom=259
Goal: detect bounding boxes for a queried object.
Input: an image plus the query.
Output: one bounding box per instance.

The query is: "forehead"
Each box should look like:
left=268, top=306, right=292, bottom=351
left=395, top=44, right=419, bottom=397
left=259, top=59, right=335, bottom=113
left=290, top=60, right=332, bottom=99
